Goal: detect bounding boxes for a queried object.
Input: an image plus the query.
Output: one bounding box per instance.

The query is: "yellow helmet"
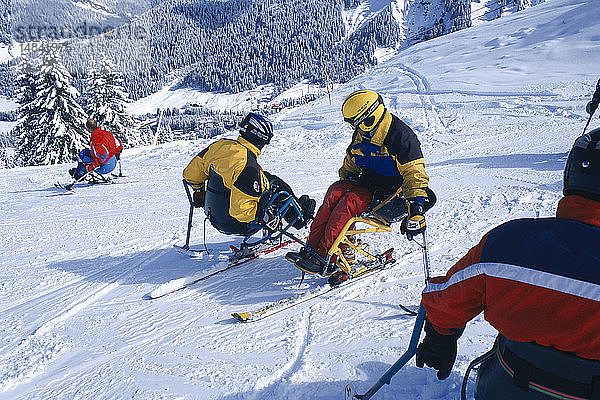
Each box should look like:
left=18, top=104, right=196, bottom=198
left=341, top=90, right=386, bottom=133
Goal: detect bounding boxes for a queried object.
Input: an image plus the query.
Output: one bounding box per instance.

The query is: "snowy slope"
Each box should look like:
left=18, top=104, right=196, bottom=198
left=0, top=96, right=17, bottom=112
left=128, top=81, right=339, bottom=116
left=343, top=0, right=394, bottom=38
left=1, top=0, right=599, bottom=399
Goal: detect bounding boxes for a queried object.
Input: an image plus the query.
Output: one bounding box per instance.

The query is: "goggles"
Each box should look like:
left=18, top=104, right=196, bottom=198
left=343, top=95, right=383, bottom=129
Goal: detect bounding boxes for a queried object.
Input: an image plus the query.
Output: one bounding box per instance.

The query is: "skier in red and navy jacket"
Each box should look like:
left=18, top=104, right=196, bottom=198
left=416, top=129, right=600, bottom=400
left=70, top=119, right=123, bottom=180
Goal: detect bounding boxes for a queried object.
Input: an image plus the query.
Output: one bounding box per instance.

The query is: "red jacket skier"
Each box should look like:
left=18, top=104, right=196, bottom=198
left=70, top=119, right=123, bottom=179
left=417, top=129, right=600, bottom=399
left=88, top=120, right=123, bottom=170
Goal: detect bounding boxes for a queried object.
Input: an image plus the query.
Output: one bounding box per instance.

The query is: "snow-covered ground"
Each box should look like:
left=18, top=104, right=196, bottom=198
left=0, top=43, right=20, bottom=64
left=128, top=80, right=338, bottom=116
left=1, top=0, right=598, bottom=398
left=0, top=96, right=17, bottom=112
left=342, top=0, right=393, bottom=38
left=127, top=84, right=278, bottom=115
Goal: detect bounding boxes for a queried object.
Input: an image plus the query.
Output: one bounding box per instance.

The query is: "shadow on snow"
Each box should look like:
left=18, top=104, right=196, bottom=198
left=40, top=233, right=327, bottom=308
left=430, top=152, right=568, bottom=172
left=216, top=362, right=464, bottom=400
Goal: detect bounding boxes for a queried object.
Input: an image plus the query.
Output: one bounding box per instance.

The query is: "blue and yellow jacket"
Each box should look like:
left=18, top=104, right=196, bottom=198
left=339, top=111, right=429, bottom=199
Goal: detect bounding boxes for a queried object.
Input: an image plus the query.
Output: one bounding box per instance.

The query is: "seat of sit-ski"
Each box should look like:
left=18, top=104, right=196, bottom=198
left=365, top=194, right=408, bottom=225
left=364, top=187, right=436, bottom=226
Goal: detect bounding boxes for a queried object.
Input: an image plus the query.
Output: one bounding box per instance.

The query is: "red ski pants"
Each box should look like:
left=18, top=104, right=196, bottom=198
left=307, top=180, right=372, bottom=258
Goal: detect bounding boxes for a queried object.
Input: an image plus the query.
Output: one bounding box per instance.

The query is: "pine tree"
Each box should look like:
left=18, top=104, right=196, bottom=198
left=16, top=49, right=88, bottom=166
left=14, top=56, right=41, bottom=165
left=0, top=0, right=11, bottom=45
left=157, top=123, right=174, bottom=144
left=84, top=54, right=145, bottom=148
left=517, top=0, right=532, bottom=11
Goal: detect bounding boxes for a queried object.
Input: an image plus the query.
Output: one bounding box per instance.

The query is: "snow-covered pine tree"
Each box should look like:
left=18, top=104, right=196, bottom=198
left=157, top=123, right=174, bottom=144
left=0, top=0, right=10, bottom=45
left=517, top=0, right=532, bottom=11
left=84, top=53, right=145, bottom=148
left=16, top=49, right=88, bottom=166
left=14, top=56, right=41, bottom=165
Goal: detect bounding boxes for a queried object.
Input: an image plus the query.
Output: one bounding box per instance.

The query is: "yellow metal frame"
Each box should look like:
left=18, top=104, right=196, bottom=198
left=327, top=216, right=393, bottom=274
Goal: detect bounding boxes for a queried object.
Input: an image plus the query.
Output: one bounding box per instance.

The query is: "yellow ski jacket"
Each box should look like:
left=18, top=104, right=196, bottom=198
left=183, top=137, right=270, bottom=223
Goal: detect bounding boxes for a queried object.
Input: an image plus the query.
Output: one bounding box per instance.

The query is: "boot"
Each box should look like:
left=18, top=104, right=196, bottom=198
left=285, top=247, right=309, bottom=263
left=295, top=255, right=326, bottom=274
left=72, top=167, right=85, bottom=180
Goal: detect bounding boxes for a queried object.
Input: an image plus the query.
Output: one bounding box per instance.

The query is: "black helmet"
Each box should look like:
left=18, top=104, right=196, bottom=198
left=239, top=112, right=273, bottom=150
left=564, top=127, right=600, bottom=201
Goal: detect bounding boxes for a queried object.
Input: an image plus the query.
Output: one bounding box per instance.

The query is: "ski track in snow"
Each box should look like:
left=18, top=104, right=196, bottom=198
left=383, top=64, right=447, bottom=136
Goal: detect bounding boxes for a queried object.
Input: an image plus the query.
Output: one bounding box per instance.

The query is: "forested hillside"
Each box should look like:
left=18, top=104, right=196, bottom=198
left=9, top=0, right=156, bottom=40
left=62, top=0, right=471, bottom=100
left=3, top=1, right=546, bottom=102
left=0, top=0, right=10, bottom=45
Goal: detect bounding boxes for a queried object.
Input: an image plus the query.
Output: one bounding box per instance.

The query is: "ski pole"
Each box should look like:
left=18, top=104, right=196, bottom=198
left=420, top=232, right=432, bottom=283
left=64, top=169, right=93, bottom=190
left=583, top=78, right=600, bottom=135
left=183, top=179, right=195, bottom=250
left=345, top=233, right=431, bottom=400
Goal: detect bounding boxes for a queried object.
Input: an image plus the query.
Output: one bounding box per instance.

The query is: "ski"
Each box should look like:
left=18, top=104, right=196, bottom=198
left=148, top=238, right=299, bottom=299
left=54, top=181, right=76, bottom=191
left=398, top=304, right=419, bottom=316
left=54, top=177, right=135, bottom=191
left=231, top=249, right=395, bottom=323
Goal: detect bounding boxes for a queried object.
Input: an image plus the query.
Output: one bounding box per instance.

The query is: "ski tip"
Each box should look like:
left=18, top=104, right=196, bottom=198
left=398, top=304, right=419, bottom=316
left=345, top=384, right=359, bottom=400
left=231, top=312, right=251, bottom=322
left=173, top=245, right=208, bottom=258
left=54, top=182, right=73, bottom=190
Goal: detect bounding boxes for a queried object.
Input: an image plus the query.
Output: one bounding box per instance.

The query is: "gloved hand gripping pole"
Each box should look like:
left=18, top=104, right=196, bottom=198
left=583, top=78, right=600, bottom=135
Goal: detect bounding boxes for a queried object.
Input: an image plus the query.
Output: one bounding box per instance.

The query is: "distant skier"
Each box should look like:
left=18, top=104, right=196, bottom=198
left=287, top=89, right=432, bottom=284
left=183, top=112, right=315, bottom=236
left=69, top=119, right=123, bottom=180
left=416, top=130, right=600, bottom=399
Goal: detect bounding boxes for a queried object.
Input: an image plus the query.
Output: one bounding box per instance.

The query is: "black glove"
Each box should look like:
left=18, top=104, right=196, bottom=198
left=416, top=319, right=463, bottom=380
left=193, top=187, right=206, bottom=208
left=586, top=78, right=600, bottom=115
left=298, top=195, right=316, bottom=219
left=401, top=197, right=426, bottom=240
